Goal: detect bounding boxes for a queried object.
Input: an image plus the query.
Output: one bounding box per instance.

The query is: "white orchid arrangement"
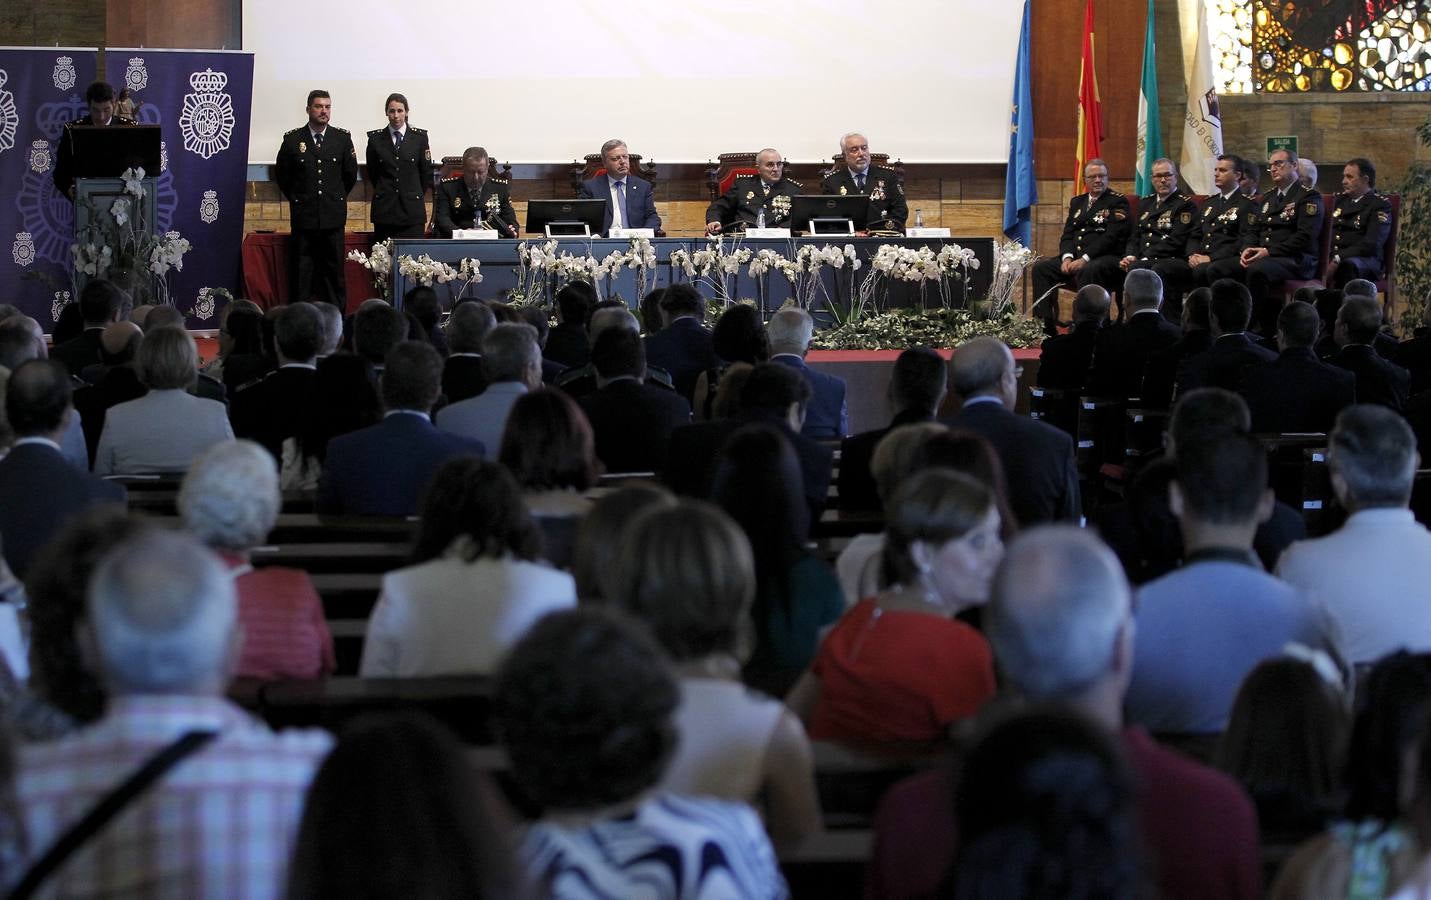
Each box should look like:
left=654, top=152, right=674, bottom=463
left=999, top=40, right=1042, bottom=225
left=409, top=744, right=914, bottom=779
left=71, top=167, right=192, bottom=304
left=985, top=241, right=1037, bottom=316
left=671, top=236, right=752, bottom=307
left=348, top=239, right=395, bottom=299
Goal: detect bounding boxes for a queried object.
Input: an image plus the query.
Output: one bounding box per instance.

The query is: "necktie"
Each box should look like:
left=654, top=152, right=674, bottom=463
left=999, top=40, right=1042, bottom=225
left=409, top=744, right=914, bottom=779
left=855, top=173, right=865, bottom=191
left=614, top=180, right=627, bottom=229
left=393, top=130, right=403, bottom=150
left=313, top=131, right=324, bottom=148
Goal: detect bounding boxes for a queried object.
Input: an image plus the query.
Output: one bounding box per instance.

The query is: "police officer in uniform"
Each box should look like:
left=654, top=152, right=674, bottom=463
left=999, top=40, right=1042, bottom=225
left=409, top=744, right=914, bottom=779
left=275, top=90, right=358, bottom=309
left=1325, top=157, right=1391, bottom=289
left=54, top=81, right=137, bottom=199
left=820, top=133, right=907, bottom=233
left=1030, top=158, right=1131, bottom=333
left=1188, top=154, right=1255, bottom=289
left=364, top=92, right=434, bottom=241
left=431, top=146, right=517, bottom=238
left=1106, top=157, right=1198, bottom=319
left=705, top=148, right=803, bottom=234
left=1208, top=148, right=1323, bottom=335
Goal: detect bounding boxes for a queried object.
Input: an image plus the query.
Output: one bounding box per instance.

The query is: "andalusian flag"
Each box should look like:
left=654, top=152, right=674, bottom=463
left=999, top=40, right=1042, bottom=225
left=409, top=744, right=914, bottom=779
left=1075, top=0, right=1105, bottom=194
left=1135, top=0, right=1164, bottom=196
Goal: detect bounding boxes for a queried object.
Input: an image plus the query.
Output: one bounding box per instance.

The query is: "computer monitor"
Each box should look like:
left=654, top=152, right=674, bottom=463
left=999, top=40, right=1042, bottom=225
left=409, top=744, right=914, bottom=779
left=69, top=124, right=162, bottom=180
left=525, top=199, right=606, bottom=237
left=790, top=194, right=871, bottom=235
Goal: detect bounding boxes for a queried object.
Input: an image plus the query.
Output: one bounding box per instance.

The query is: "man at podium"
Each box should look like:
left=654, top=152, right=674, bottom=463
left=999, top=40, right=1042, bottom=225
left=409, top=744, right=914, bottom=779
left=53, top=81, right=136, bottom=199
left=705, top=148, right=803, bottom=235
left=821, top=132, right=907, bottom=232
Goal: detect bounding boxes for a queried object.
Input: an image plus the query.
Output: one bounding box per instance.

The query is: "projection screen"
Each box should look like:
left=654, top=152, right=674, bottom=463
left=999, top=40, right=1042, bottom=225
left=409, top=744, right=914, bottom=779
left=242, top=1, right=1023, bottom=165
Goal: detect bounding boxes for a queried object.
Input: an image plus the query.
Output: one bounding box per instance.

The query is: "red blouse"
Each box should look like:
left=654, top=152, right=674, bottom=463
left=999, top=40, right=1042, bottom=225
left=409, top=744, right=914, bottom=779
left=224, top=556, right=336, bottom=681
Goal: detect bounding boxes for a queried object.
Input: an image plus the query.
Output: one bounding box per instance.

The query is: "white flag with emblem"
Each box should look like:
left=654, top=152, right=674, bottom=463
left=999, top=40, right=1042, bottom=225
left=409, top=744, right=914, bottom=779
left=1180, top=0, right=1223, bottom=195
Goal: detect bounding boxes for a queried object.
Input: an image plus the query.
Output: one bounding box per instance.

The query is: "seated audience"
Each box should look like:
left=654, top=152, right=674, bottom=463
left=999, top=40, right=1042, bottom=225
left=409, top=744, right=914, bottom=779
left=1141, top=286, right=1212, bottom=410
left=1239, top=299, right=1355, bottom=433
left=578, top=327, right=692, bottom=474
left=287, top=713, right=527, bottom=900
left=498, top=388, right=599, bottom=568
left=0, top=360, right=125, bottom=581
left=494, top=608, right=787, bottom=898
left=605, top=500, right=821, bottom=852
left=767, top=307, right=847, bottom=439
left=710, top=424, right=843, bottom=698
left=1277, top=405, right=1431, bottom=665
left=1035, top=284, right=1108, bottom=391
left=571, top=483, right=676, bottom=602
left=179, top=440, right=335, bottom=681
left=93, top=326, right=234, bottom=475
left=359, top=458, right=575, bottom=677
left=318, top=341, right=484, bottom=516
left=790, top=469, right=1000, bottom=745
left=1126, top=430, right=1333, bottom=734
left=441, top=300, right=496, bottom=403
left=403, top=285, right=448, bottom=356
left=0, top=318, right=88, bottom=470
left=1174, top=278, right=1275, bottom=398
left=50, top=278, right=127, bottom=377
left=1216, top=653, right=1348, bottom=845
left=869, top=526, right=1261, bottom=900
left=436, top=322, right=541, bottom=452
left=218, top=304, right=275, bottom=393
left=71, top=321, right=145, bottom=458
left=289, top=351, right=382, bottom=489
left=644, top=283, right=717, bottom=404
left=1086, top=270, right=1179, bottom=399
left=1329, top=295, right=1410, bottom=412
left=838, top=346, right=946, bottom=512
left=352, top=300, right=410, bottom=375
left=545, top=281, right=596, bottom=370
left=10, top=531, right=331, bottom=897
left=230, top=302, right=324, bottom=462
left=692, top=303, right=770, bottom=421
left=554, top=305, right=676, bottom=400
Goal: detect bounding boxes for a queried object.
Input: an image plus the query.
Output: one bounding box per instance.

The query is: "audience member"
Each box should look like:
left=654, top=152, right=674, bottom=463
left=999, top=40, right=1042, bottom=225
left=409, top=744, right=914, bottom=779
left=230, top=302, right=324, bottom=461
left=1035, top=284, right=1108, bottom=391
left=50, top=279, right=127, bottom=376
left=710, top=424, right=843, bottom=697
left=286, top=712, right=527, bottom=900
left=838, top=347, right=946, bottom=512
left=554, top=305, right=676, bottom=399
left=790, top=469, right=1000, bottom=744
left=216, top=304, right=274, bottom=392
left=604, top=500, right=821, bottom=852
left=1141, top=285, right=1212, bottom=409
left=436, top=322, right=540, bottom=452
left=692, top=303, right=770, bottom=420
left=11, top=530, right=332, bottom=897
left=1277, top=406, right=1431, bottom=665
left=1239, top=299, right=1355, bottom=433
left=93, top=326, right=234, bottom=475
left=1125, top=430, right=1333, bottom=734
left=494, top=608, right=787, bottom=897
left=1086, top=270, right=1180, bottom=399
left=571, top=483, right=676, bottom=602
left=0, top=360, right=125, bottom=582
left=70, top=321, right=145, bottom=459
left=1174, top=278, right=1275, bottom=397
left=318, top=341, right=483, bottom=516
left=179, top=440, right=334, bottom=681
left=403, top=285, right=448, bottom=356
left=942, top=336, right=1080, bottom=524
left=353, top=300, right=409, bottom=374
left=441, top=300, right=496, bottom=402
left=767, top=307, right=848, bottom=439
left=314, top=300, right=343, bottom=358
left=514, top=304, right=566, bottom=384
left=1329, top=295, right=1410, bottom=412
left=545, top=281, right=596, bottom=370
left=578, top=327, right=692, bottom=474
left=644, top=283, right=717, bottom=404
left=498, top=388, right=599, bottom=567
left=870, top=525, right=1261, bottom=900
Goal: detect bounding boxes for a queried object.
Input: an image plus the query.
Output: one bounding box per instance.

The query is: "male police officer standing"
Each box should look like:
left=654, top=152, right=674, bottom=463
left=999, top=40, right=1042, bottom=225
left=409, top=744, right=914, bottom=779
left=276, top=90, right=358, bottom=309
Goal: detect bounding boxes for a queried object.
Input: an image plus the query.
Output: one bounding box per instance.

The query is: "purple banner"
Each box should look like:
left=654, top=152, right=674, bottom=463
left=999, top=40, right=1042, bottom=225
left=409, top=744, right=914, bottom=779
left=104, top=49, right=253, bottom=327
left=0, top=47, right=98, bottom=328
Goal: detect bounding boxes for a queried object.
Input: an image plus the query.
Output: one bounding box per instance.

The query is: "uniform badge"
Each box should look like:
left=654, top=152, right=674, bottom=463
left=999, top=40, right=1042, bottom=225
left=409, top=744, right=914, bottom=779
left=1262, top=202, right=1271, bottom=214
left=745, top=190, right=755, bottom=201
left=424, top=148, right=432, bottom=161
left=839, top=185, right=847, bottom=196
left=1377, top=210, right=1390, bottom=223
left=1203, top=207, right=1213, bottom=217
left=1157, top=212, right=1172, bottom=230
left=298, top=141, right=307, bottom=153
left=1113, top=210, right=1126, bottom=220
left=454, top=196, right=462, bottom=208
left=1304, top=202, right=1318, bottom=216
left=1179, top=211, right=1192, bottom=224
left=1140, top=211, right=1150, bottom=221
left=1353, top=215, right=1362, bottom=228
left=1331, top=207, right=1342, bottom=218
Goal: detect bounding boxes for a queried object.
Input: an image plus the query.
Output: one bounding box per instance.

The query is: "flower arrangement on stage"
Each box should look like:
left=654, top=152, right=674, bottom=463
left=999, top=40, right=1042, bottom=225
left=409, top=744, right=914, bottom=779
left=395, top=253, right=483, bottom=303
left=71, top=167, right=192, bottom=305
left=671, top=236, right=752, bottom=306
left=985, top=241, right=1037, bottom=317
left=347, top=239, right=394, bottom=300
left=515, top=237, right=658, bottom=305
left=810, top=306, right=1045, bottom=351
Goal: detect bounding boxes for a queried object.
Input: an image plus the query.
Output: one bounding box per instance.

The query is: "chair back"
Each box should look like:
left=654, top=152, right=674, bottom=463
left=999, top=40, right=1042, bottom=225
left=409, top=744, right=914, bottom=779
left=569, top=152, right=656, bottom=197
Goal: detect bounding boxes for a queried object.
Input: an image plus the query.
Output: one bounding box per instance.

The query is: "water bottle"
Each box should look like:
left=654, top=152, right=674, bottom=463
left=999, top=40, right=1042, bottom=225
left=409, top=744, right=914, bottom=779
left=756, top=208, right=766, bottom=229
left=914, top=209, right=924, bottom=228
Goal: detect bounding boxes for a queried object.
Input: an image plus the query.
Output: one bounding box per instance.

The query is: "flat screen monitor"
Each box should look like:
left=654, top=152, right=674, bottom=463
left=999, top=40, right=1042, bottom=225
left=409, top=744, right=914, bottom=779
left=789, top=193, right=870, bottom=234
left=525, top=199, right=606, bottom=237
left=69, top=125, right=162, bottom=180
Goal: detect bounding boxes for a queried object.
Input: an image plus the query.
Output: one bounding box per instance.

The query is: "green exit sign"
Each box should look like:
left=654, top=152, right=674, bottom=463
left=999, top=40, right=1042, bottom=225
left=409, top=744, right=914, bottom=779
left=1267, top=135, right=1298, bottom=157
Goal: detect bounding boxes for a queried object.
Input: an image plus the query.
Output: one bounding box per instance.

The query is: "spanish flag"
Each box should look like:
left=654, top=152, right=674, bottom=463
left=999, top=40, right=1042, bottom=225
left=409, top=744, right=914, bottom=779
left=1075, top=0, right=1105, bottom=194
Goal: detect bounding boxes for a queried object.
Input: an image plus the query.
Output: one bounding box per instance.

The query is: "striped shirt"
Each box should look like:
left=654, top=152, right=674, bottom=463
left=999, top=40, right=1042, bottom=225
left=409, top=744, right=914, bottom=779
left=12, top=695, right=331, bottom=899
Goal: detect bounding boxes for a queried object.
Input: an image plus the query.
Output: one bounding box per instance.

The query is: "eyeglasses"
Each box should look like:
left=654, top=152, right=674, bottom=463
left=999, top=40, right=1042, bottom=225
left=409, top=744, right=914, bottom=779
left=1268, top=160, right=1293, bottom=170
left=1151, top=172, right=1175, bottom=179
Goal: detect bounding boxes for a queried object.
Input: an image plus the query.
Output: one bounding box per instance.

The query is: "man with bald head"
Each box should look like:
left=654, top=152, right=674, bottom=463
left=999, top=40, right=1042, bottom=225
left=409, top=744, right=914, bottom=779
left=705, top=148, right=804, bottom=234
left=0, top=359, right=126, bottom=578
left=941, top=336, right=1079, bottom=524
left=555, top=304, right=676, bottom=400
left=867, top=527, right=1262, bottom=900
left=71, top=321, right=147, bottom=458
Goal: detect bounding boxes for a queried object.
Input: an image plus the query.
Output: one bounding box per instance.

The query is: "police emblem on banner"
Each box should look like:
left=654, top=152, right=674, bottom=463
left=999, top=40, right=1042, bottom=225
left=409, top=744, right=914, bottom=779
left=52, top=56, right=77, bottom=91
left=0, top=70, right=18, bottom=154
left=50, top=291, right=71, bottom=324
left=193, top=287, right=216, bottom=321
left=125, top=57, right=148, bottom=93
left=29, top=140, right=50, bottom=173
left=11, top=233, right=35, bottom=267
left=199, top=189, right=219, bottom=224
left=178, top=69, right=235, bottom=160
left=160, top=140, right=168, bottom=172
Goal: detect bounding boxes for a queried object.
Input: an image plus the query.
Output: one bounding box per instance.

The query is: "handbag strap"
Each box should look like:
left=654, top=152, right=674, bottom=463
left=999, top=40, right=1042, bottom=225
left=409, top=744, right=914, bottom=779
left=7, top=729, right=218, bottom=900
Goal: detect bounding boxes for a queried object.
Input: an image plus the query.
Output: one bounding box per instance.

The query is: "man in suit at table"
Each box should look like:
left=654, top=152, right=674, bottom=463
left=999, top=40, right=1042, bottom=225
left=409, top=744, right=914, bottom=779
left=767, top=307, right=847, bottom=440
left=318, top=341, right=484, bottom=516
left=942, top=337, right=1081, bottom=526
left=275, top=90, right=358, bottom=309
left=577, top=139, right=660, bottom=236
left=432, top=146, right=518, bottom=238
left=820, top=132, right=907, bottom=233
left=706, top=148, right=803, bottom=234
left=1029, top=158, right=1132, bottom=334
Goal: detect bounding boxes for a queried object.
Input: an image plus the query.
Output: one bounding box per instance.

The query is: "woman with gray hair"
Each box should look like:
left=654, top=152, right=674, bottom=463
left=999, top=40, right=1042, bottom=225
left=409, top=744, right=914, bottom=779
left=93, top=326, right=233, bottom=475
left=179, top=439, right=333, bottom=681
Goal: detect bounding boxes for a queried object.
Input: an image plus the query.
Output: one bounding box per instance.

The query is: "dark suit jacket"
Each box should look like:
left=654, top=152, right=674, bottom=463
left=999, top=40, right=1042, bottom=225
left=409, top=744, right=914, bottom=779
left=275, top=124, right=358, bottom=230
left=771, top=355, right=848, bottom=439
left=364, top=126, right=434, bottom=229
left=230, top=364, right=321, bottom=460
left=819, top=166, right=908, bottom=230
left=577, top=174, right=660, bottom=235
left=837, top=409, right=933, bottom=512
left=1142, top=330, right=1211, bottom=410
left=50, top=328, right=105, bottom=377
left=579, top=379, right=692, bottom=474
left=1175, top=333, right=1277, bottom=397
left=1036, top=321, right=1103, bottom=391
left=1239, top=347, right=1355, bottom=434
left=1330, top=344, right=1411, bottom=412
left=317, top=412, right=485, bottom=516
left=665, top=410, right=833, bottom=522
left=1086, top=311, right=1182, bottom=399
left=431, top=176, right=518, bottom=238
left=72, top=366, right=146, bottom=463
left=544, top=322, right=590, bottom=370
left=0, top=442, right=126, bottom=579
left=645, top=318, right=718, bottom=405
left=441, top=354, right=487, bottom=404
left=942, top=399, right=1081, bottom=526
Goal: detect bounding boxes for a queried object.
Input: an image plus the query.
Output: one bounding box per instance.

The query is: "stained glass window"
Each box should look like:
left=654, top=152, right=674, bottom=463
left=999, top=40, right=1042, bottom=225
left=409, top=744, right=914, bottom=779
left=1208, top=0, right=1431, bottom=93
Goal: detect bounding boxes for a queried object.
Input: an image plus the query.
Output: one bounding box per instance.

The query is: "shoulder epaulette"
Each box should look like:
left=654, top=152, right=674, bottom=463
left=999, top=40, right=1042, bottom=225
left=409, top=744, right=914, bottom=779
left=1173, top=192, right=1189, bottom=201
left=330, top=126, right=350, bottom=134
left=284, top=126, right=305, bottom=136
left=788, top=179, right=803, bottom=188
left=873, top=164, right=896, bottom=173
left=410, top=126, right=426, bottom=134
left=491, top=177, right=509, bottom=184
left=441, top=175, right=462, bottom=183
left=1108, top=190, right=1125, bottom=198
left=367, top=127, right=385, bottom=137
left=114, top=116, right=136, bottom=125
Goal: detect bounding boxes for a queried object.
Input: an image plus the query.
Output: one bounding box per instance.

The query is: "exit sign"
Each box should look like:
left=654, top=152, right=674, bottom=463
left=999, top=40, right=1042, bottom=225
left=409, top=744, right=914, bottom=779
left=1267, top=135, right=1299, bottom=156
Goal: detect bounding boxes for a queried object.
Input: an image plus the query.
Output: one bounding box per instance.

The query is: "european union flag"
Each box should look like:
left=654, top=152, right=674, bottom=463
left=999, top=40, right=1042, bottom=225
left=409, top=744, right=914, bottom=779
left=1003, top=0, right=1037, bottom=247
